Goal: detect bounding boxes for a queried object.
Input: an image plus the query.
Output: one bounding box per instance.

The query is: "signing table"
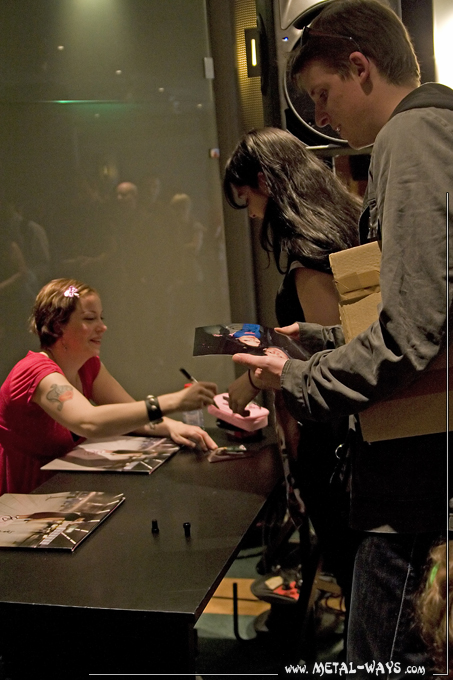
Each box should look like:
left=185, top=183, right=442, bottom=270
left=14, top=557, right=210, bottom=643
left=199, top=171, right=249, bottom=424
left=0, top=429, right=281, bottom=677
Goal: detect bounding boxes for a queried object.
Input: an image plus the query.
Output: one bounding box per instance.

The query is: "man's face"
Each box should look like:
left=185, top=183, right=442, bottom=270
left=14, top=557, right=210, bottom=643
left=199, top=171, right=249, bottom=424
left=298, top=60, right=375, bottom=149
left=116, top=183, right=138, bottom=210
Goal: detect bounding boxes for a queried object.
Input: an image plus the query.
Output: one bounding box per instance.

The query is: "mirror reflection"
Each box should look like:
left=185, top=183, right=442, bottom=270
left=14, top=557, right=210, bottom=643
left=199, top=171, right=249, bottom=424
left=0, top=0, right=232, bottom=397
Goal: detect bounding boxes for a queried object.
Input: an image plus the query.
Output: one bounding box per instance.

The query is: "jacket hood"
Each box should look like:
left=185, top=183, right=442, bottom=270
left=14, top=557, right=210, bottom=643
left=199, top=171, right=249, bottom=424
left=391, top=82, right=453, bottom=118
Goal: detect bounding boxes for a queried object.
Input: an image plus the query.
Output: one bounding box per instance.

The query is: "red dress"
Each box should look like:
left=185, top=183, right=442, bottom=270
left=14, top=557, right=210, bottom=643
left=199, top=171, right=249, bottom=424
left=0, top=351, right=101, bottom=494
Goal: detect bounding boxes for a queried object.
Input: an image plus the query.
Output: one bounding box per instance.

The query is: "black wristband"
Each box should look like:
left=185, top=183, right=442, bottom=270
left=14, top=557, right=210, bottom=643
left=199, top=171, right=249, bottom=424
left=248, top=370, right=260, bottom=391
left=145, top=395, right=164, bottom=425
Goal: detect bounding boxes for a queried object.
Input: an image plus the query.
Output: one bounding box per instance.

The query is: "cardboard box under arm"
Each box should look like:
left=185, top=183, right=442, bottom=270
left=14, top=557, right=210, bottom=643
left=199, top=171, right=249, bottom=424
left=329, top=241, right=451, bottom=442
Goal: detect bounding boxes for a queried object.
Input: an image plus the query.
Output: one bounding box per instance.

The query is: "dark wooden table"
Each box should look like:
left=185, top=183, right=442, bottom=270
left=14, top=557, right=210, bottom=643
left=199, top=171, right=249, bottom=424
left=0, top=429, right=282, bottom=678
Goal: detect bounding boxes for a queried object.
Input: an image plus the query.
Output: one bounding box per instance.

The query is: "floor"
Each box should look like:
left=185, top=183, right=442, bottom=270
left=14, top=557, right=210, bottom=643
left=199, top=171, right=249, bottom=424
left=195, top=538, right=346, bottom=678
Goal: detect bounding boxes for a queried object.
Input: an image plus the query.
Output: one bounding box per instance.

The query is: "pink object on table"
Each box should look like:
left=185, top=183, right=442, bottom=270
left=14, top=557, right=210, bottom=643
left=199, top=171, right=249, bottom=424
left=207, top=393, right=269, bottom=432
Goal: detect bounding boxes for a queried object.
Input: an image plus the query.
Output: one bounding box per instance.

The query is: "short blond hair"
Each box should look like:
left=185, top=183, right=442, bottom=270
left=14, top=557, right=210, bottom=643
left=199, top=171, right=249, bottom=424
left=30, top=278, right=97, bottom=348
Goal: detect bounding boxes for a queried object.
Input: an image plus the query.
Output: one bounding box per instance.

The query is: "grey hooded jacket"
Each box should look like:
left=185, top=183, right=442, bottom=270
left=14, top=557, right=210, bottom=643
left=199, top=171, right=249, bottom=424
left=280, top=83, right=453, bottom=532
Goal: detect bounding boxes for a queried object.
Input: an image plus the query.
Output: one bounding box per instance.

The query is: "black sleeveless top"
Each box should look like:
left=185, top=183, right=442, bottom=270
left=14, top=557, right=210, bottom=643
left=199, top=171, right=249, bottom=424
left=275, top=261, right=309, bottom=326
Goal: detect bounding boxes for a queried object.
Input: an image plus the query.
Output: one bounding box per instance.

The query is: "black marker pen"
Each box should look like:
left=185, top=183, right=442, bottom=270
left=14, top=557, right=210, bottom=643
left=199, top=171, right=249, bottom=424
left=179, top=368, right=219, bottom=408
left=180, top=367, right=197, bottom=383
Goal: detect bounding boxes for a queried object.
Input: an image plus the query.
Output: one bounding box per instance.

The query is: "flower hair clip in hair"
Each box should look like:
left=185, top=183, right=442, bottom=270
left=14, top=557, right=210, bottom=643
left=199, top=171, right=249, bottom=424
left=63, top=286, right=79, bottom=298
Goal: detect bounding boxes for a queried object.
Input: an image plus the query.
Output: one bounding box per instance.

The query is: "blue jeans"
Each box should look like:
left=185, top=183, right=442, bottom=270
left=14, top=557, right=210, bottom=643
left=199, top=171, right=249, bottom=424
left=347, top=532, right=438, bottom=679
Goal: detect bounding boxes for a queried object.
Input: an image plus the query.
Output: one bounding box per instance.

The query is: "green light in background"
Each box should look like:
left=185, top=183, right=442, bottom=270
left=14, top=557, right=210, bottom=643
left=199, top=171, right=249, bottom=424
left=54, top=100, right=119, bottom=104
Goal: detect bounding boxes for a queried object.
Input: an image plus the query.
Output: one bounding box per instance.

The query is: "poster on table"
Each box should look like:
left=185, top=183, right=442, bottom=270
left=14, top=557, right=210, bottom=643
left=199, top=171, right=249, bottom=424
left=41, top=436, right=179, bottom=474
left=0, top=491, right=125, bottom=551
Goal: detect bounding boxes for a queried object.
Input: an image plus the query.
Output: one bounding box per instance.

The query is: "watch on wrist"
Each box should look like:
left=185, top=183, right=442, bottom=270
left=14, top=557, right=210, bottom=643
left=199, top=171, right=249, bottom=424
left=145, top=395, right=164, bottom=427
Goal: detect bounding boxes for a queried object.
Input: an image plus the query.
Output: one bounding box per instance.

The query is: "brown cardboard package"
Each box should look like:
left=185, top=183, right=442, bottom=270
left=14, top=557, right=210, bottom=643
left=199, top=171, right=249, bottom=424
left=329, top=242, right=450, bottom=442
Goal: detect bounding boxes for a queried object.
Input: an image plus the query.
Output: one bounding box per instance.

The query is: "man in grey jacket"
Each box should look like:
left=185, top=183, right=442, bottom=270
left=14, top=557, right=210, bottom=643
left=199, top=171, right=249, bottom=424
left=233, top=0, right=451, bottom=675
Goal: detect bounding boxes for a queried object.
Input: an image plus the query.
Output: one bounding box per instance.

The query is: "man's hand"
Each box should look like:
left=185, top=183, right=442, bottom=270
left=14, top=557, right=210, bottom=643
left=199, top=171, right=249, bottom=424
left=232, top=353, right=287, bottom=390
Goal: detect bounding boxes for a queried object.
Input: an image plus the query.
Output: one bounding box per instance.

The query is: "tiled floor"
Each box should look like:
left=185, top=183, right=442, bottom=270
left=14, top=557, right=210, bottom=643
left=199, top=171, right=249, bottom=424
left=195, top=545, right=345, bottom=677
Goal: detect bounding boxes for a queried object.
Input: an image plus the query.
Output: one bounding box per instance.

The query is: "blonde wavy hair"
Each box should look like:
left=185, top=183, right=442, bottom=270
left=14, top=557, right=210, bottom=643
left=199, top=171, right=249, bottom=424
left=416, top=540, right=452, bottom=674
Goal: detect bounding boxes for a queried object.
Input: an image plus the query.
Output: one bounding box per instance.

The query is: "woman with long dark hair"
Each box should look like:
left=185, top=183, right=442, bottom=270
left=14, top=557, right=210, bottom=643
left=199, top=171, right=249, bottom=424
left=224, top=126, right=359, bottom=267
left=224, top=127, right=361, bottom=654
left=224, top=126, right=360, bottom=407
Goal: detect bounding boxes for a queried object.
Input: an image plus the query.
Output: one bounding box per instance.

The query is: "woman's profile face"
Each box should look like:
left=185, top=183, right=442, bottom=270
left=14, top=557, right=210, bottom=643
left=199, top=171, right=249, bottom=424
left=60, top=294, right=107, bottom=360
left=235, top=184, right=268, bottom=220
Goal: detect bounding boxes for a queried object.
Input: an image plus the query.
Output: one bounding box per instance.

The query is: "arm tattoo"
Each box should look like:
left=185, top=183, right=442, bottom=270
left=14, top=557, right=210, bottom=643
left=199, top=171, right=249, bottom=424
left=46, top=384, right=74, bottom=411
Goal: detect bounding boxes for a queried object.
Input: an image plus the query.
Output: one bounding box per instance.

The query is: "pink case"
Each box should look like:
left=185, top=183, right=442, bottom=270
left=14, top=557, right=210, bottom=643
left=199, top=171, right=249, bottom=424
left=207, top=393, right=269, bottom=432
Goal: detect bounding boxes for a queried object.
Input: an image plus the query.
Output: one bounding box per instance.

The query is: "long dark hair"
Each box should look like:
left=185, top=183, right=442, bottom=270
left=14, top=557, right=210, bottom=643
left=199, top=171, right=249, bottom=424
left=224, top=127, right=361, bottom=273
